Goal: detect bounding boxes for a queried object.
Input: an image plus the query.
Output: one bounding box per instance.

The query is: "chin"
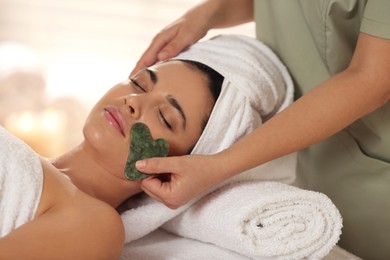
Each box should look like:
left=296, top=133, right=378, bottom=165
left=83, top=123, right=129, bottom=171
left=83, top=124, right=107, bottom=149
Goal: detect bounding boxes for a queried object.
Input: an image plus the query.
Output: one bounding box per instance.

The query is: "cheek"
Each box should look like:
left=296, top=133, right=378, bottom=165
left=166, top=133, right=199, bottom=156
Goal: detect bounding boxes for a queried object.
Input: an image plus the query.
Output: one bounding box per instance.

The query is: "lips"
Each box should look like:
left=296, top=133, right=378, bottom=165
left=104, top=106, right=125, bottom=136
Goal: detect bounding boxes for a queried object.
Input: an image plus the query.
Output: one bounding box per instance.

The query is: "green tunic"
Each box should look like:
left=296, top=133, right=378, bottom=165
left=254, top=1, right=390, bottom=259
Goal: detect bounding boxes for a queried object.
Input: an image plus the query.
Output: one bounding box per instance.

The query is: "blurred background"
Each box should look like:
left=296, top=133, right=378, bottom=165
left=0, top=0, right=254, bottom=157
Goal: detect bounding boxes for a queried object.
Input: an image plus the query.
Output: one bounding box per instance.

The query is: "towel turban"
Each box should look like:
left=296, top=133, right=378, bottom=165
left=172, top=34, right=294, bottom=156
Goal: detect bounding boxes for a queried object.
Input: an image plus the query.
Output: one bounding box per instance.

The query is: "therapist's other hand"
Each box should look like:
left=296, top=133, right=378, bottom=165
left=138, top=154, right=222, bottom=209
left=130, top=6, right=211, bottom=76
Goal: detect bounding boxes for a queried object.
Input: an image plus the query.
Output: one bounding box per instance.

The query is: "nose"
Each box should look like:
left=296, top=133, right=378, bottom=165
left=124, top=95, right=141, bottom=119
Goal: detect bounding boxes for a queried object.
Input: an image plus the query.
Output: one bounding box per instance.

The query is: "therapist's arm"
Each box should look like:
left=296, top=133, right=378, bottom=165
left=131, top=0, right=253, bottom=75
left=139, top=32, right=390, bottom=209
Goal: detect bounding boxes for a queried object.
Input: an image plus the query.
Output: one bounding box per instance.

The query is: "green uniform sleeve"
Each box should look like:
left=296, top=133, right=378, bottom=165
left=361, top=0, right=390, bottom=39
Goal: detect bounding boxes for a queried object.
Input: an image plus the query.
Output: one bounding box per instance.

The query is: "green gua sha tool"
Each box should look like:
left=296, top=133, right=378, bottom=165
left=124, top=122, right=169, bottom=180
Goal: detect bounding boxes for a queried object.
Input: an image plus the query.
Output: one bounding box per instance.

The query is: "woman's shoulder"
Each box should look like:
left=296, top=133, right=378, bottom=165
left=35, top=158, right=124, bottom=259
left=59, top=194, right=125, bottom=258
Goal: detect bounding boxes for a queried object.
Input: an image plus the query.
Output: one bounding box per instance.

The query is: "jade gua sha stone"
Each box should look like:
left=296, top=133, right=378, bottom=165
left=124, top=122, right=169, bottom=180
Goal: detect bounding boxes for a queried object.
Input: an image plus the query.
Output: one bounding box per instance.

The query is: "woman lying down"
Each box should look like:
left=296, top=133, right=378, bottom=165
left=0, top=35, right=294, bottom=259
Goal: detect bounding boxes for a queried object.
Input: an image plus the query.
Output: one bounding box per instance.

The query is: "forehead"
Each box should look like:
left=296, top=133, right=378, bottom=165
left=149, top=60, right=197, bottom=75
left=148, top=60, right=209, bottom=96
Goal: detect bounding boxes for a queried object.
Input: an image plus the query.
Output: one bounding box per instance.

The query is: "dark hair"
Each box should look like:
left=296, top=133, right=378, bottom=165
left=178, top=59, right=223, bottom=104
left=178, top=59, right=223, bottom=131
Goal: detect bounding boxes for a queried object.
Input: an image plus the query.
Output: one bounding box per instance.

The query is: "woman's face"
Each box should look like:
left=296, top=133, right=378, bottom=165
left=83, top=60, right=214, bottom=179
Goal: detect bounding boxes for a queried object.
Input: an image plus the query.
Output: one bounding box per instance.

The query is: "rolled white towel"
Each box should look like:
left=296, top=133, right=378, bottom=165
left=162, top=181, right=343, bottom=260
left=120, top=152, right=296, bottom=243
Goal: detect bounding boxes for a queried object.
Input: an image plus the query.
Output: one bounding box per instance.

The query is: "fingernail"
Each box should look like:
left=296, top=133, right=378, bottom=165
left=136, top=160, right=146, bottom=169
left=158, top=51, right=169, bottom=61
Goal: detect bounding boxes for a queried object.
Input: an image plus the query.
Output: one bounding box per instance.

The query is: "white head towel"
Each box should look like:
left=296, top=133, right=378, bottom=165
left=175, top=34, right=296, bottom=184
left=122, top=34, right=296, bottom=243
left=174, top=34, right=294, bottom=157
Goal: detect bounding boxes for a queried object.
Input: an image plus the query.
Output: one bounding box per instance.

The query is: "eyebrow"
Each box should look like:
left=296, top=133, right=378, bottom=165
left=145, top=68, right=157, bottom=84
left=145, top=68, right=187, bottom=129
left=167, top=95, right=187, bottom=129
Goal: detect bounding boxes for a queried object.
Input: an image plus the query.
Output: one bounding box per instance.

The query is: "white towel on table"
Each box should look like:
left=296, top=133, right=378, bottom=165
left=121, top=229, right=250, bottom=260
left=0, top=126, right=43, bottom=237
left=163, top=181, right=343, bottom=260
left=121, top=230, right=358, bottom=260
left=121, top=34, right=296, bottom=242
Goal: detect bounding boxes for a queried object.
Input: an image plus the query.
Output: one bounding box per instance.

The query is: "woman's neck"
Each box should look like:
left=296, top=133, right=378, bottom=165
left=50, top=143, right=142, bottom=208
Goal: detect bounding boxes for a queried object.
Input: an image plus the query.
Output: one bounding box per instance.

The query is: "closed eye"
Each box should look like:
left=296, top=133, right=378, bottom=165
left=130, top=78, right=146, bottom=92
left=159, top=110, right=172, bottom=129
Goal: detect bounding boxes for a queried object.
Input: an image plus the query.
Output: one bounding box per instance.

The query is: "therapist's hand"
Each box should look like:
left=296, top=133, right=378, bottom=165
left=130, top=0, right=253, bottom=75
left=138, top=154, right=224, bottom=209
left=130, top=8, right=211, bottom=76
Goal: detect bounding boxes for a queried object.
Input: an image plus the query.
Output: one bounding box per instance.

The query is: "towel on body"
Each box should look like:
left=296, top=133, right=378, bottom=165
left=162, top=181, right=343, bottom=260
left=121, top=34, right=297, bottom=243
left=0, top=126, right=43, bottom=237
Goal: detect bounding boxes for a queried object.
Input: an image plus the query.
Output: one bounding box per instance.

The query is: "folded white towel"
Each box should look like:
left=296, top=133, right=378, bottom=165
left=121, top=35, right=297, bottom=243
left=0, top=126, right=43, bottom=237
left=163, top=181, right=343, bottom=260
